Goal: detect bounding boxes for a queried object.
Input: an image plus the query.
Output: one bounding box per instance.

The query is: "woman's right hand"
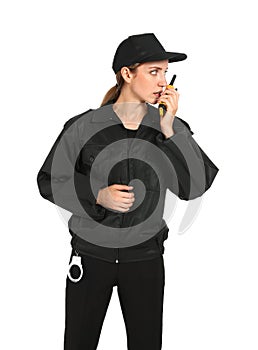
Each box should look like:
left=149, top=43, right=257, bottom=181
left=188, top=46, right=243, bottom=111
left=96, top=184, right=135, bottom=213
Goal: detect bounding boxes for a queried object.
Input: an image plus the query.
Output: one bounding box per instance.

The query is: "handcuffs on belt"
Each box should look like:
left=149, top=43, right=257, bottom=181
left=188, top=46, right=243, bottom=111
left=67, top=250, right=84, bottom=283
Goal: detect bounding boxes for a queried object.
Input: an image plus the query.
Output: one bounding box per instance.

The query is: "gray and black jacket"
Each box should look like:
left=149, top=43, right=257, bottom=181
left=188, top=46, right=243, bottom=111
left=37, top=103, right=219, bottom=263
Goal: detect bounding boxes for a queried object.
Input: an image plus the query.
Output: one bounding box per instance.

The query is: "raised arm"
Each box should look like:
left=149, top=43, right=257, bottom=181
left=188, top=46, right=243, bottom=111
left=156, top=117, right=219, bottom=200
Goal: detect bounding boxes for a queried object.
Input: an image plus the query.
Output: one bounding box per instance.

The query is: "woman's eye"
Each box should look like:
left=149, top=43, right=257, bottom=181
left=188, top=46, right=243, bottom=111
left=150, top=70, right=168, bottom=75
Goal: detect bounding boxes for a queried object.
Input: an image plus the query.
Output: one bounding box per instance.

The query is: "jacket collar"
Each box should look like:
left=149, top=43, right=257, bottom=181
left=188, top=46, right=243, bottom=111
left=89, top=102, right=158, bottom=127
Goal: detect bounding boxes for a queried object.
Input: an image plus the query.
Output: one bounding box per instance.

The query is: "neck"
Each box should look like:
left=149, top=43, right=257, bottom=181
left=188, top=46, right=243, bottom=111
left=113, top=101, right=147, bottom=122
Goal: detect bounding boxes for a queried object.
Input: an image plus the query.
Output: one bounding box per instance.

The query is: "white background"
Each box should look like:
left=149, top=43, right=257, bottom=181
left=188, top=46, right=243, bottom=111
left=1, top=0, right=257, bottom=349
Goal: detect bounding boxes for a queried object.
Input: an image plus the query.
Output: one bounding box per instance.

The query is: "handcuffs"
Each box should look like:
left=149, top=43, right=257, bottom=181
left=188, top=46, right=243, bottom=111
left=67, top=249, right=84, bottom=283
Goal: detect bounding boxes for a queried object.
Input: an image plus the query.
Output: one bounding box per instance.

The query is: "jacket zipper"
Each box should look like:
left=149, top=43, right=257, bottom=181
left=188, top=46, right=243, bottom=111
left=121, top=132, right=130, bottom=228
left=115, top=248, right=119, bottom=263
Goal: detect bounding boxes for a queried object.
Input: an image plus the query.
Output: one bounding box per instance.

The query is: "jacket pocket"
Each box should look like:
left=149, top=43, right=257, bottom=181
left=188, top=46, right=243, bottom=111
left=78, top=144, right=109, bottom=182
left=80, top=144, right=106, bottom=166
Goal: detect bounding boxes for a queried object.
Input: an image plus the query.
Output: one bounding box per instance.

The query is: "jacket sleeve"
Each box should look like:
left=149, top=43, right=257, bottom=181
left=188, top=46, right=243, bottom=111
left=36, top=111, right=106, bottom=221
left=155, top=116, right=219, bottom=200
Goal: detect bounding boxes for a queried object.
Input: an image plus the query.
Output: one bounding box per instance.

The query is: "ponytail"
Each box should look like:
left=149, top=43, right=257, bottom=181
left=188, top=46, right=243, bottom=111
left=100, top=84, right=120, bottom=107
left=100, top=63, right=142, bottom=107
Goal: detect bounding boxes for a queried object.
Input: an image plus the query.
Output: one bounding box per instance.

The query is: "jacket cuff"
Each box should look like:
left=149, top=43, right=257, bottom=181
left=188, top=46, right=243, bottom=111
left=156, top=128, right=190, bottom=145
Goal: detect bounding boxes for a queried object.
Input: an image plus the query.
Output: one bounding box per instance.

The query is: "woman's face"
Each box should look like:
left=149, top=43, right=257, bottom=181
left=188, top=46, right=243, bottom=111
left=129, top=60, right=169, bottom=104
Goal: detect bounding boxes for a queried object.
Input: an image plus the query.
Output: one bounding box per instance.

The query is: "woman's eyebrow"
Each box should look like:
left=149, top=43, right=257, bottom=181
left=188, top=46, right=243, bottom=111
left=148, top=66, right=169, bottom=70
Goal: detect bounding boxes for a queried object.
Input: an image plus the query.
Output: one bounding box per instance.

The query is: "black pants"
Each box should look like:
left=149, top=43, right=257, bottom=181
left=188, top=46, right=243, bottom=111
left=64, top=249, right=165, bottom=350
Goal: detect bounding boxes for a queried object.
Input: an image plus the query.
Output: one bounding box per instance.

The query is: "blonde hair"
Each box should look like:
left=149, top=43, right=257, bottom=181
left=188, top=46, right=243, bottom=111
left=100, top=63, right=142, bottom=107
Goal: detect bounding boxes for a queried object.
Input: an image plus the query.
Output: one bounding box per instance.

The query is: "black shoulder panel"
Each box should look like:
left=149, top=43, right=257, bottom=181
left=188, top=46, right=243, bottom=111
left=64, top=108, right=94, bottom=129
left=176, top=116, right=194, bottom=135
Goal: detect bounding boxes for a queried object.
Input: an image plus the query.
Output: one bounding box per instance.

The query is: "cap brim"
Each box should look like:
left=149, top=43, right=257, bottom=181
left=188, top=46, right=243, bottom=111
left=167, top=52, right=187, bottom=62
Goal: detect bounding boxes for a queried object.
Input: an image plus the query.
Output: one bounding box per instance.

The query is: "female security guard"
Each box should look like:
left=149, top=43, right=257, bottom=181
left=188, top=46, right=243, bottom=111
left=37, top=33, right=219, bottom=350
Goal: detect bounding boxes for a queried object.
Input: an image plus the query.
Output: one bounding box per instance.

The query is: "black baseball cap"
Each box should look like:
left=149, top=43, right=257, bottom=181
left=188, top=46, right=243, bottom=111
left=112, top=33, right=187, bottom=74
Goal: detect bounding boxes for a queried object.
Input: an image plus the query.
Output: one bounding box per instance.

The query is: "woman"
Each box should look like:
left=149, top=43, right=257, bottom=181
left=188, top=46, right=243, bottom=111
left=37, top=33, right=219, bottom=350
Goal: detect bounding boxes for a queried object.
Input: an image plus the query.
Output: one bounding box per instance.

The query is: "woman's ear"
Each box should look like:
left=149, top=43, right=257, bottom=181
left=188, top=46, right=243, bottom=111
left=121, top=67, right=133, bottom=83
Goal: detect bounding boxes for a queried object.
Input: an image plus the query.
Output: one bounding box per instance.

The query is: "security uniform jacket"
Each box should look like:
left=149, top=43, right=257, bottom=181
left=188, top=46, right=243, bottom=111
left=37, top=102, right=219, bottom=263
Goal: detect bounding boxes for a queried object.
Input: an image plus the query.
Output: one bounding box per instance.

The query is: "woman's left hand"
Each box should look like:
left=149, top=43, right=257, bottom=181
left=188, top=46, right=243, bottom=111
left=157, top=87, right=180, bottom=136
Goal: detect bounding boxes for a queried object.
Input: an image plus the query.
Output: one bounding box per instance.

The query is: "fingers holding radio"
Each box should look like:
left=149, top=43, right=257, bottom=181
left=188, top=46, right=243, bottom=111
left=158, top=92, right=179, bottom=117
left=160, top=87, right=179, bottom=98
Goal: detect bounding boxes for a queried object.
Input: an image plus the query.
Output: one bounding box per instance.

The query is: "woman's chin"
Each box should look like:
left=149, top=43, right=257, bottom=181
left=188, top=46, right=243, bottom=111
left=147, top=97, right=159, bottom=105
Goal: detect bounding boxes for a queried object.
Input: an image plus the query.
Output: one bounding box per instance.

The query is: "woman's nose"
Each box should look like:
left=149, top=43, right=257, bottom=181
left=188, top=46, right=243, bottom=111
left=158, top=75, right=167, bottom=87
